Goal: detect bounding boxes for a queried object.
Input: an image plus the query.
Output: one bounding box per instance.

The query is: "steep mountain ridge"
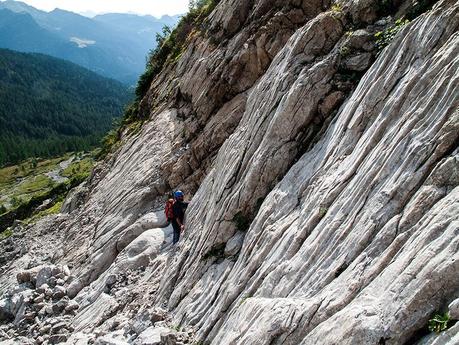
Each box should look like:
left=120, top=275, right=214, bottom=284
left=0, top=0, right=458, bottom=344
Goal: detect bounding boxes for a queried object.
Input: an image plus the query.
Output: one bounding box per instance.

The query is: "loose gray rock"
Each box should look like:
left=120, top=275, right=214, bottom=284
left=342, top=52, right=373, bottom=71
left=52, top=286, right=66, bottom=300
left=66, top=278, right=83, bottom=299
left=0, top=298, right=13, bottom=321
left=34, top=294, right=45, bottom=304
left=47, top=276, right=57, bottom=288
left=224, top=232, right=245, bottom=257
left=65, top=300, right=79, bottom=313
left=48, top=334, right=68, bottom=344
left=135, top=326, right=170, bottom=345
left=36, top=267, right=53, bottom=288
left=36, top=284, right=49, bottom=294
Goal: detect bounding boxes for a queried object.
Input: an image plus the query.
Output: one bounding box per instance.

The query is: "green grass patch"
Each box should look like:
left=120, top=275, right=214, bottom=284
left=61, top=157, right=93, bottom=181
left=16, top=175, right=55, bottom=195
left=23, top=199, right=64, bottom=226
left=0, top=153, right=93, bottom=231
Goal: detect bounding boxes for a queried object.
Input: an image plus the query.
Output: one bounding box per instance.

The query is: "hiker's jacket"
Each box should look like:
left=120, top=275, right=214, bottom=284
left=172, top=201, right=188, bottom=225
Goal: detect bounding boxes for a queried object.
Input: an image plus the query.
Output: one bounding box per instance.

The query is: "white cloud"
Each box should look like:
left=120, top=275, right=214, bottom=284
left=7, top=0, right=189, bottom=16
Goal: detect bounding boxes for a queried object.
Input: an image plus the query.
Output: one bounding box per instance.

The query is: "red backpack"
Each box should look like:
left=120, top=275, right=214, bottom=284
left=165, top=198, right=175, bottom=221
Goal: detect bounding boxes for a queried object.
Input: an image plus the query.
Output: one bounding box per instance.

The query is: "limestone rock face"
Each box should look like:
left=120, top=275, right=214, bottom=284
left=1, top=0, right=459, bottom=344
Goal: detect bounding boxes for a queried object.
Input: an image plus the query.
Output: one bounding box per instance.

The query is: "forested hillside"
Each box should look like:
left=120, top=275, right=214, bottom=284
left=0, top=49, right=131, bottom=166
left=0, top=1, right=180, bottom=83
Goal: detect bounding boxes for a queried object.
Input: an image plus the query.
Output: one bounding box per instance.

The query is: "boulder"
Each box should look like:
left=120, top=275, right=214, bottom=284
left=16, top=265, right=44, bottom=285
left=52, top=286, right=67, bottom=300
left=51, top=266, right=63, bottom=276
left=34, top=294, right=45, bottom=304
left=65, top=300, right=80, bottom=313
left=116, top=212, right=167, bottom=252
left=47, top=276, right=57, bottom=288
left=52, top=299, right=68, bottom=314
left=36, top=266, right=54, bottom=288
left=349, top=0, right=378, bottom=24
left=318, top=91, right=345, bottom=117
left=48, top=334, right=68, bottom=344
left=160, top=330, right=181, bottom=345
left=61, top=182, right=89, bottom=214
left=224, top=232, right=245, bottom=257
left=67, top=278, right=84, bottom=299
left=135, top=327, right=170, bottom=345
left=449, top=299, right=459, bottom=320
left=342, top=53, right=373, bottom=71
left=16, top=271, right=31, bottom=285
left=44, top=288, right=53, bottom=298
left=94, top=330, right=129, bottom=345
left=0, top=299, right=13, bottom=321
left=62, top=265, right=71, bottom=277
left=346, top=29, right=375, bottom=51
left=36, top=284, right=49, bottom=294
left=149, top=308, right=167, bottom=324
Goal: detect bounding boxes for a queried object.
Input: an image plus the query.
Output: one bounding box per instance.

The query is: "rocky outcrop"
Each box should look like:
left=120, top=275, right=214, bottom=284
left=1, top=0, right=458, bottom=344
left=152, top=2, right=459, bottom=343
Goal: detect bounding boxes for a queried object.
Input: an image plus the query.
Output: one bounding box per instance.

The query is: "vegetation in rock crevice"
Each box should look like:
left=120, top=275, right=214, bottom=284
left=136, top=0, right=220, bottom=102
left=428, top=312, right=451, bottom=333
left=375, top=18, right=410, bottom=52
left=99, top=0, right=220, bottom=159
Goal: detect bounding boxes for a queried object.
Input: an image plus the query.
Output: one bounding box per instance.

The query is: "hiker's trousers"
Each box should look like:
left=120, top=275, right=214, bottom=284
left=172, top=222, right=181, bottom=244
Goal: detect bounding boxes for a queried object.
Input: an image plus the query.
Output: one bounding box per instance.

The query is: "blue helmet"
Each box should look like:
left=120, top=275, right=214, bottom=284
left=174, top=190, right=184, bottom=198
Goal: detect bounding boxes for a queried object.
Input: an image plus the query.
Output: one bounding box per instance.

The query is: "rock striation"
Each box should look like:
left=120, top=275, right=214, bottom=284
left=1, top=0, right=459, bottom=344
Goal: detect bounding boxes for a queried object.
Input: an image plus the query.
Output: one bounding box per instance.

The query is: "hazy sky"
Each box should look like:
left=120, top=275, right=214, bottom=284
left=7, top=0, right=189, bottom=16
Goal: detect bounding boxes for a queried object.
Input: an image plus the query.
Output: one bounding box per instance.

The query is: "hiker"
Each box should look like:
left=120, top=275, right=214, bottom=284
left=165, top=190, right=189, bottom=244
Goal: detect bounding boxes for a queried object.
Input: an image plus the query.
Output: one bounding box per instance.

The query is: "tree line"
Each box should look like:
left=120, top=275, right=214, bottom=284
left=0, top=49, right=132, bottom=166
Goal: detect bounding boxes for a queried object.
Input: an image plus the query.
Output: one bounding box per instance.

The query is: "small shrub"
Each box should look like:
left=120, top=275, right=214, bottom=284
left=239, top=296, right=249, bottom=305
left=319, top=207, right=328, bottom=219
left=10, top=196, right=21, bottom=207
left=339, top=45, right=351, bottom=57
left=135, top=0, right=220, bottom=101
left=238, top=293, right=253, bottom=306
left=331, top=3, right=343, bottom=12
left=99, top=0, right=221, bottom=159
left=0, top=227, right=12, bottom=240
left=375, top=18, right=410, bottom=52
left=428, top=313, right=450, bottom=333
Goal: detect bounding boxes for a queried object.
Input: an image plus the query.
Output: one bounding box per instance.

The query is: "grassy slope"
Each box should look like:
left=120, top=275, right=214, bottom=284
left=0, top=153, right=94, bottom=233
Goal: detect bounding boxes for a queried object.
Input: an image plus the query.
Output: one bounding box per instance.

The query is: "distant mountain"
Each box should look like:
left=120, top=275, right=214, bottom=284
left=0, top=0, right=180, bottom=84
left=93, top=13, right=182, bottom=65
left=0, top=49, right=132, bottom=166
